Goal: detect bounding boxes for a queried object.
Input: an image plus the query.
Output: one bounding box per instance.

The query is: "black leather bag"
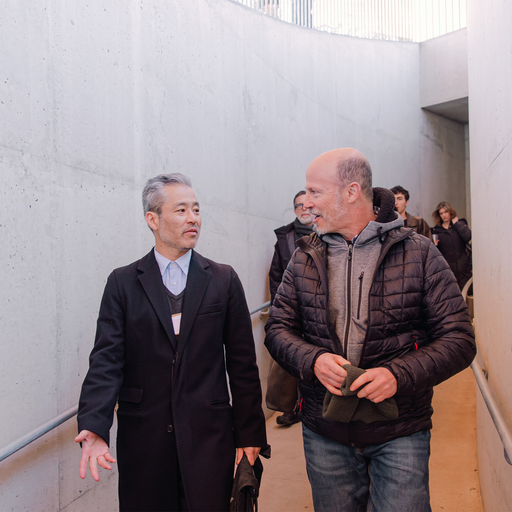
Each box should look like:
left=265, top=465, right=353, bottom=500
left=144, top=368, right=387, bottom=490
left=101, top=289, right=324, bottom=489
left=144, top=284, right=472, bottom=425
left=230, top=445, right=270, bottom=512
left=265, top=358, right=297, bottom=412
left=230, top=454, right=261, bottom=512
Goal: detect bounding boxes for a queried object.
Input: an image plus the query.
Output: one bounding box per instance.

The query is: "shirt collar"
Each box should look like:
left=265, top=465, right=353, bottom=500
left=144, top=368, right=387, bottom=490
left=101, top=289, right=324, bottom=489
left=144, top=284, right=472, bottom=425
left=154, top=248, right=193, bottom=277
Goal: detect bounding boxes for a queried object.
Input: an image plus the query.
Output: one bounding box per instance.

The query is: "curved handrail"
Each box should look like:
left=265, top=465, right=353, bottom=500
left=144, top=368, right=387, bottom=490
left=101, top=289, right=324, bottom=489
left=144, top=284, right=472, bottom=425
left=462, top=276, right=512, bottom=466
left=461, top=276, right=473, bottom=301
left=0, top=301, right=272, bottom=463
left=471, top=358, right=512, bottom=465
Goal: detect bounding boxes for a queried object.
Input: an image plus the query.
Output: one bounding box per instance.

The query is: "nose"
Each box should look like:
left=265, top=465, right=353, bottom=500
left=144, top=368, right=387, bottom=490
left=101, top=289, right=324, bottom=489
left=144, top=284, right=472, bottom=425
left=303, top=193, right=314, bottom=210
left=185, top=209, right=196, bottom=224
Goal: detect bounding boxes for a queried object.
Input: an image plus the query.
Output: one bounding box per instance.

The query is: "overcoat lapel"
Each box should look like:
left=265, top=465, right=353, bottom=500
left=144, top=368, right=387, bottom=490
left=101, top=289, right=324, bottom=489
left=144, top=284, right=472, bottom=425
left=138, top=250, right=178, bottom=351
left=177, top=251, right=210, bottom=358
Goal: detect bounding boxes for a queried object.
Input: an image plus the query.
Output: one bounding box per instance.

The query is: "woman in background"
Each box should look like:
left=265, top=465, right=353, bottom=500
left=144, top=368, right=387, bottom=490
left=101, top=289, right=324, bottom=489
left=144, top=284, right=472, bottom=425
left=432, top=201, right=472, bottom=290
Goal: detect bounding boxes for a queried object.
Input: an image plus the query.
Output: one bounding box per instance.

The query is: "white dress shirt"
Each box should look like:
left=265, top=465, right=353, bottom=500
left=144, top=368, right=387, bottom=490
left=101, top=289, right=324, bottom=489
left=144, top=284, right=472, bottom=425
left=154, top=248, right=192, bottom=295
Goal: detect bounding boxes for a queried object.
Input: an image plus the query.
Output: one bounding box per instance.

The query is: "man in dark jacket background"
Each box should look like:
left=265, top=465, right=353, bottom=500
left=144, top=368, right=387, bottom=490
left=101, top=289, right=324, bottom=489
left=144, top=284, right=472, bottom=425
left=267, top=190, right=313, bottom=426
left=269, top=190, right=314, bottom=304
left=391, top=184, right=432, bottom=240
left=265, top=148, right=475, bottom=512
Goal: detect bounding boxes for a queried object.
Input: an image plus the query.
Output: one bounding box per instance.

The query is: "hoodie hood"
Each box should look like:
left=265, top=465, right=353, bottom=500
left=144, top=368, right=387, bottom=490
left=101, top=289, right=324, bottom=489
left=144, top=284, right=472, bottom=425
left=322, top=187, right=403, bottom=248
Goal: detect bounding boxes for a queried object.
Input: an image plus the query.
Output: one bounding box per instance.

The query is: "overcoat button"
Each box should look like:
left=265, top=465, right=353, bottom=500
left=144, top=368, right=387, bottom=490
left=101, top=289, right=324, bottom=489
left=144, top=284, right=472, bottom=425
left=167, top=425, right=174, bottom=432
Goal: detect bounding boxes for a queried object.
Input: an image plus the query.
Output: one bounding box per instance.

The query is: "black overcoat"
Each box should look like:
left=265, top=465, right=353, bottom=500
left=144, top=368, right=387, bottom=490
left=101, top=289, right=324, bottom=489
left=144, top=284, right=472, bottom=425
left=432, top=219, right=472, bottom=289
left=78, top=249, right=267, bottom=512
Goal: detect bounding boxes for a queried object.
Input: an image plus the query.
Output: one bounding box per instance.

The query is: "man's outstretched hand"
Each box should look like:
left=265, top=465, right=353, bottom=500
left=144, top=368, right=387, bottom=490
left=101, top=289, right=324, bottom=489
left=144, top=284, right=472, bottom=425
left=75, top=429, right=116, bottom=481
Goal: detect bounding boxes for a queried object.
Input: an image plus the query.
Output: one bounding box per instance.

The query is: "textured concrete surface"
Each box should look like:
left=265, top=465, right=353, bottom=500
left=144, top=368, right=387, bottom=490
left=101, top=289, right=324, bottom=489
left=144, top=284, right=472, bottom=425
left=420, top=28, right=468, bottom=108
left=468, top=0, right=512, bottom=509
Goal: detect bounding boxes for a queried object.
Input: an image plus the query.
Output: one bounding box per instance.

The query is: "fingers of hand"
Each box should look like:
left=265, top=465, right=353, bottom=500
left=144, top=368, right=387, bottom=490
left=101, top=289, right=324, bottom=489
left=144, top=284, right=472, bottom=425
left=244, top=448, right=260, bottom=466
left=97, top=453, right=113, bottom=471
left=319, top=370, right=344, bottom=392
left=356, top=369, right=397, bottom=402
left=104, top=452, right=117, bottom=464
left=333, top=355, right=350, bottom=367
left=325, top=359, right=347, bottom=380
left=89, top=456, right=100, bottom=482
left=326, top=383, right=343, bottom=396
left=79, top=453, right=89, bottom=480
left=350, top=373, right=369, bottom=392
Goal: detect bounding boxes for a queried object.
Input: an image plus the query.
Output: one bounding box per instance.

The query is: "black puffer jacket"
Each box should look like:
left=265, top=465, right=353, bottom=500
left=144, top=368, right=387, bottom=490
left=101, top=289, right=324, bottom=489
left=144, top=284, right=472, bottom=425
left=265, top=216, right=475, bottom=448
left=269, top=220, right=313, bottom=303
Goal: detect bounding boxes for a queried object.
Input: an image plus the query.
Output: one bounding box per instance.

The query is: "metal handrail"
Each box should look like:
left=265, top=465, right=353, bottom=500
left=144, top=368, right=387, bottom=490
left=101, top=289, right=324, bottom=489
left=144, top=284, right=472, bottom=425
left=250, top=300, right=271, bottom=316
left=0, top=301, right=271, bottom=463
left=462, top=277, right=512, bottom=466
left=471, top=358, right=512, bottom=465
left=0, top=405, right=78, bottom=463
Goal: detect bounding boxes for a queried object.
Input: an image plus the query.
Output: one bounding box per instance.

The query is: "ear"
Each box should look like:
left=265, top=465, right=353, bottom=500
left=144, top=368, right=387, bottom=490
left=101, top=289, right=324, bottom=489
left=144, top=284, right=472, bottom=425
left=145, top=211, right=159, bottom=232
left=346, top=182, right=361, bottom=204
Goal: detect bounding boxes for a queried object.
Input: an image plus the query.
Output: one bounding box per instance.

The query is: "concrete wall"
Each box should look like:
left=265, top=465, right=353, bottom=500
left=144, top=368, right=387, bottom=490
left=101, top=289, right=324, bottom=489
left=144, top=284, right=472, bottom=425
left=420, top=28, right=468, bottom=108
left=0, top=0, right=467, bottom=509
left=418, top=28, right=469, bottom=226
left=467, top=0, right=512, bottom=510
left=419, top=110, right=467, bottom=223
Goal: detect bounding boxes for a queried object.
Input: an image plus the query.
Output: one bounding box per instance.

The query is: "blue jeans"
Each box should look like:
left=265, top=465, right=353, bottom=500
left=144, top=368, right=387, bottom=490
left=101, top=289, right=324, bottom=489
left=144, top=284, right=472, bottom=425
left=302, top=425, right=432, bottom=512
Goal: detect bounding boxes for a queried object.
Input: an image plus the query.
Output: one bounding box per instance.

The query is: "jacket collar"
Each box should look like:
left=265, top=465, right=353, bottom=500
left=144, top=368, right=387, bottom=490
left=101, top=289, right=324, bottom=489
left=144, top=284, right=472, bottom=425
left=178, top=251, right=210, bottom=356
left=137, top=249, right=211, bottom=355
left=137, top=250, right=178, bottom=351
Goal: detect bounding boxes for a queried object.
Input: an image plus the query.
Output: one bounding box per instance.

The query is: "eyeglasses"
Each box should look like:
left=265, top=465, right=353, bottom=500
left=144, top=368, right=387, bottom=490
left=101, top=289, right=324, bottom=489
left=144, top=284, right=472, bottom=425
left=294, top=203, right=306, bottom=210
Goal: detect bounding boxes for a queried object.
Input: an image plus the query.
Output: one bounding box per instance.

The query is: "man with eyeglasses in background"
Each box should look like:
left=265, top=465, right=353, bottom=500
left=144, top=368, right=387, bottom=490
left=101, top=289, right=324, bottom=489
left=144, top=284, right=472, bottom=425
left=267, top=190, right=314, bottom=426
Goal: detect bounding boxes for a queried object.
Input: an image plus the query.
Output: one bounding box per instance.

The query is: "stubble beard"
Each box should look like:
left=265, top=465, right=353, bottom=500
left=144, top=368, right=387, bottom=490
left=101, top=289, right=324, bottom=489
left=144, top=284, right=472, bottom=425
left=312, top=196, right=348, bottom=236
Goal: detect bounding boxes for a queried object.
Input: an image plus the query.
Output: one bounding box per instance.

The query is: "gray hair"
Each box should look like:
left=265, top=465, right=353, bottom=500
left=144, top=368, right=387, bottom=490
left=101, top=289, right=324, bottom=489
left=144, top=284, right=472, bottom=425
left=142, top=173, right=193, bottom=215
left=336, top=157, right=373, bottom=201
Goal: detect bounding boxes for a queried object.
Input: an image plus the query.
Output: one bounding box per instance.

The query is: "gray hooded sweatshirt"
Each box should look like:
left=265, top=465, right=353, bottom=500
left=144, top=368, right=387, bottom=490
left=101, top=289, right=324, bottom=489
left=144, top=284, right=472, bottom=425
left=323, top=212, right=404, bottom=365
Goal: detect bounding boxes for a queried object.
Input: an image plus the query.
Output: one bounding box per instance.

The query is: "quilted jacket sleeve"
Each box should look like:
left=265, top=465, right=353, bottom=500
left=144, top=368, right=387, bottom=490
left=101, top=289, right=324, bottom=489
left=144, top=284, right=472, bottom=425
left=382, top=241, right=476, bottom=396
left=417, top=217, right=433, bottom=241
left=265, top=253, right=330, bottom=382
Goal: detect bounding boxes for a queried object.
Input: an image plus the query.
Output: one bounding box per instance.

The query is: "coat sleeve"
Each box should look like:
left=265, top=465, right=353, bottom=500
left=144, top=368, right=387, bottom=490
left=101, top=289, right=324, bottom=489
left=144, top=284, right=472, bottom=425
left=453, top=219, right=472, bottom=243
left=268, top=242, right=285, bottom=304
left=418, top=217, right=433, bottom=241
left=265, top=255, right=330, bottom=382
left=77, top=271, right=126, bottom=445
left=382, top=241, right=476, bottom=395
left=223, top=269, right=267, bottom=449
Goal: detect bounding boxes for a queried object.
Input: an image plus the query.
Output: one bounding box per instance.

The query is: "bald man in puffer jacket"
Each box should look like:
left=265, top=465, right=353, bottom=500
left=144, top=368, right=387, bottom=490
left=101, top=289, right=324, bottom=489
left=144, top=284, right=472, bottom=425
left=265, top=148, right=475, bottom=512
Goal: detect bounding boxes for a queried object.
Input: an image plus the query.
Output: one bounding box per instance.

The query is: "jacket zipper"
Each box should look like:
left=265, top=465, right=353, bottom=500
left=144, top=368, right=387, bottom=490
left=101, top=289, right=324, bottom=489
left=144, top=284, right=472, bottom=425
left=357, top=271, right=364, bottom=320
left=358, top=232, right=403, bottom=363
left=343, top=242, right=353, bottom=358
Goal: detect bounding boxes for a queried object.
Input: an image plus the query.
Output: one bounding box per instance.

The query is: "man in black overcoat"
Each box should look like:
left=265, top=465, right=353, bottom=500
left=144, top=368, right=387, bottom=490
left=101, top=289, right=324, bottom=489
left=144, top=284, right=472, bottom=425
left=76, top=173, right=267, bottom=512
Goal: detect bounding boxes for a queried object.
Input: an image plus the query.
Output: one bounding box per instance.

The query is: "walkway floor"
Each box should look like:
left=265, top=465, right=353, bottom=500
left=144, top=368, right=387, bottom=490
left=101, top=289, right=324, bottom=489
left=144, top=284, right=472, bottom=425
left=259, top=367, right=483, bottom=512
